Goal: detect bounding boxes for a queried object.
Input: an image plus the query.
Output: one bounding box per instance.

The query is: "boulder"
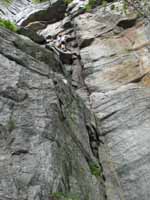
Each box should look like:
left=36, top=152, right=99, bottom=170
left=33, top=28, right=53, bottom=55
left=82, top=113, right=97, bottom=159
left=16, top=0, right=66, bottom=26
left=0, top=0, right=66, bottom=26
left=39, top=20, right=63, bottom=38
left=17, top=27, right=46, bottom=44
left=25, top=21, right=47, bottom=32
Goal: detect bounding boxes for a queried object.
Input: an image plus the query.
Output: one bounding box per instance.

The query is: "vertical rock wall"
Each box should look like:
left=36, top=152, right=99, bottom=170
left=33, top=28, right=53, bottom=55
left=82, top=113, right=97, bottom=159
left=0, top=1, right=150, bottom=200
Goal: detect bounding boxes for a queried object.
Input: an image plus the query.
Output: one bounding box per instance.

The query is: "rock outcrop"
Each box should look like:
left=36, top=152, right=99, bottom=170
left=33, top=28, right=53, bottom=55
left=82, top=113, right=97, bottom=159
left=74, top=3, right=150, bottom=200
left=0, top=0, right=150, bottom=200
left=0, top=0, right=66, bottom=26
left=0, top=26, right=105, bottom=200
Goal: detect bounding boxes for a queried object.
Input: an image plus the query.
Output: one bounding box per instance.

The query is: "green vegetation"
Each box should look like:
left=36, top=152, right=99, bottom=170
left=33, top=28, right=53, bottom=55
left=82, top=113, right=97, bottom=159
left=1, top=0, right=13, bottom=5
left=84, top=0, right=97, bottom=12
left=7, top=119, right=16, bottom=132
left=2, top=0, right=48, bottom=4
left=84, top=0, right=150, bottom=18
left=84, top=0, right=109, bottom=12
left=32, top=0, right=48, bottom=3
left=0, top=18, right=18, bottom=32
left=64, top=0, right=73, bottom=5
left=123, top=0, right=150, bottom=20
left=51, top=192, right=80, bottom=200
left=89, top=163, right=102, bottom=177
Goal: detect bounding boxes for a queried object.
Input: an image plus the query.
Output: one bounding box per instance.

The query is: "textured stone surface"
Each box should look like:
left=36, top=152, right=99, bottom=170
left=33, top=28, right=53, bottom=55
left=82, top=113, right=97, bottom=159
left=74, top=3, right=150, bottom=200
left=0, top=0, right=66, bottom=26
left=39, top=20, right=63, bottom=38
left=0, top=26, right=105, bottom=200
left=0, top=0, right=150, bottom=200
left=17, top=27, right=46, bottom=43
left=0, top=0, right=31, bottom=20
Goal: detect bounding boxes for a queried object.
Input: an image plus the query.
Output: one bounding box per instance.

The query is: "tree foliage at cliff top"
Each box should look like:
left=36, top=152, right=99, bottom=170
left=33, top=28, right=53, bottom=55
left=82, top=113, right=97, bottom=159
left=1, top=0, right=150, bottom=20
left=32, top=0, right=48, bottom=3
left=123, top=0, right=150, bottom=21
left=84, top=0, right=150, bottom=19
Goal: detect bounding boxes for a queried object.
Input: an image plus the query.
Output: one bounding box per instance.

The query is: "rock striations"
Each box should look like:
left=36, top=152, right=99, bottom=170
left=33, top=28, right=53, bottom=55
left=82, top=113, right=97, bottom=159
left=0, top=0, right=150, bottom=200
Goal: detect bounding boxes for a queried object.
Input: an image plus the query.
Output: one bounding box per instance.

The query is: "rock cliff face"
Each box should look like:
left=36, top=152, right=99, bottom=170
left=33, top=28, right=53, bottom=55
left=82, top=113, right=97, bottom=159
left=0, top=26, right=105, bottom=200
left=0, top=1, right=150, bottom=200
left=0, top=0, right=66, bottom=25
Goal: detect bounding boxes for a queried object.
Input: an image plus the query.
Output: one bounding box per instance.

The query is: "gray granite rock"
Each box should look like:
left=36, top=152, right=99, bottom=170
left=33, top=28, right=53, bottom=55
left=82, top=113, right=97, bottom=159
left=74, top=2, right=150, bottom=200
left=0, top=26, right=105, bottom=200
left=17, top=27, right=46, bottom=44
left=0, top=0, right=66, bottom=26
left=1, top=0, right=150, bottom=200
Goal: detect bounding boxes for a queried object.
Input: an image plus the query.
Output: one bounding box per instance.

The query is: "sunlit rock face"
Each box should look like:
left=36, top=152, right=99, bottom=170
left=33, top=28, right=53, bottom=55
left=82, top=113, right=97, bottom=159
left=74, top=3, right=150, bottom=200
left=0, top=0, right=66, bottom=26
left=0, top=0, right=32, bottom=21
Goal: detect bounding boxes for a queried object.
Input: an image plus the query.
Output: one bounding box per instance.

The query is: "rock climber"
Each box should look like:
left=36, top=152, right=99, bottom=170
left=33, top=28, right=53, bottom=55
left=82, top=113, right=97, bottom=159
left=54, top=32, right=68, bottom=51
left=60, top=34, right=67, bottom=51
left=55, top=33, right=62, bottom=48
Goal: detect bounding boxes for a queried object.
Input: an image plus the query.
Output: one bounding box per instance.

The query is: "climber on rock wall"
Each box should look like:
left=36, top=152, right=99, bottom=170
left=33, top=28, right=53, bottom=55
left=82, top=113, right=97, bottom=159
left=46, top=32, right=69, bottom=52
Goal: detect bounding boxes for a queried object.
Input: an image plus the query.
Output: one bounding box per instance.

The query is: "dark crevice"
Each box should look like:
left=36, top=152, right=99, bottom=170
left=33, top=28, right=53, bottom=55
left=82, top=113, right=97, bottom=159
left=100, top=110, right=119, bottom=121
left=11, top=149, right=29, bottom=156
left=117, top=18, right=137, bottom=29
left=127, top=73, right=147, bottom=84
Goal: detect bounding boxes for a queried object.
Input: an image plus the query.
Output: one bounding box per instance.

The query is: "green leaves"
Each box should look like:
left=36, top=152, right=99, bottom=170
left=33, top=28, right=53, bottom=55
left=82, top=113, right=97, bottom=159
left=64, top=0, right=73, bottom=5
left=1, top=0, right=13, bottom=5
left=89, top=162, right=102, bottom=177
left=84, top=0, right=97, bottom=12
left=32, top=0, right=48, bottom=3
left=123, top=0, right=150, bottom=20
left=0, top=18, right=18, bottom=32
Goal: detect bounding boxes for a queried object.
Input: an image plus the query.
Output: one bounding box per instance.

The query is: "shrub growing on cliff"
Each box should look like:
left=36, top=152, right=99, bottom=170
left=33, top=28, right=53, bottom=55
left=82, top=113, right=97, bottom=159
left=0, top=18, right=18, bottom=32
left=64, top=0, right=73, bottom=5
left=32, top=0, right=48, bottom=3
left=7, top=119, right=16, bottom=132
left=123, top=0, right=150, bottom=20
left=84, top=0, right=98, bottom=11
left=84, top=0, right=150, bottom=18
left=1, top=0, right=13, bottom=5
left=89, top=163, right=102, bottom=177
